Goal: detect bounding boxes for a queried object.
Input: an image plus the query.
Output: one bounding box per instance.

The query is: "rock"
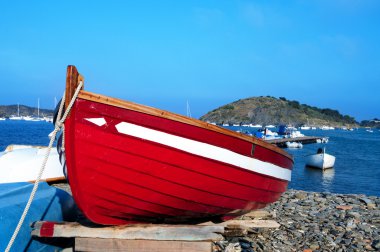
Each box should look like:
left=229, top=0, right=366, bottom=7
left=360, top=197, right=373, bottom=205
left=358, top=223, right=372, bottom=233
left=372, top=240, right=380, bottom=250
left=225, top=243, right=242, bottom=252
left=347, top=211, right=361, bottom=219
left=295, top=192, right=308, bottom=200
left=346, top=218, right=357, bottom=230
left=336, top=205, right=353, bottom=210
left=219, top=190, right=380, bottom=252
left=343, top=239, right=351, bottom=246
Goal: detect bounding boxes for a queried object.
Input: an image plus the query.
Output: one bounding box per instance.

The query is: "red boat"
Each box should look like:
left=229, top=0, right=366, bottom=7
left=60, top=65, right=293, bottom=225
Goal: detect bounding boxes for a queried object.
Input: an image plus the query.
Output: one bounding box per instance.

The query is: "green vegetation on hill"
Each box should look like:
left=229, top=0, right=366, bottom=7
left=0, top=105, right=53, bottom=118
left=200, top=96, right=358, bottom=127
left=360, top=118, right=380, bottom=129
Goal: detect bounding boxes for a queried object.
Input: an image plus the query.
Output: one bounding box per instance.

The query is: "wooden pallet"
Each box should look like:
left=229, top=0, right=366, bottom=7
left=31, top=211, right=279, bottom=252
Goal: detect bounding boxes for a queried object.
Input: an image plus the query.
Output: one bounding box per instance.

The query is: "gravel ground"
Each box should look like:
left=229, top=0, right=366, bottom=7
left=218, top=189, right=380, bottom=252
left=51, top=183, right=380, bottom=251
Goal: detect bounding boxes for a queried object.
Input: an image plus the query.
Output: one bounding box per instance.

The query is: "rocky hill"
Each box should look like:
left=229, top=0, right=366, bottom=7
left=0, top=105, right=53, bottom=118
left=360, top=118, right=380, bottom=129
left=200, top=96, right=358, bottom=127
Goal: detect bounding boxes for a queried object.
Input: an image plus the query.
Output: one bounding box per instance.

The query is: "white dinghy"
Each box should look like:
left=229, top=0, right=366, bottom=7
left=305, top=148, right=335, bottom=170
left=285, top=141, right=303, bottom=148
left=0, top=145, right=65, bottom=183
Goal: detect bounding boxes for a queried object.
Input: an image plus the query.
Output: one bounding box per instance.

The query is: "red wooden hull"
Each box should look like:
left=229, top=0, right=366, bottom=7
left=63, top=96, right=293, bottom=225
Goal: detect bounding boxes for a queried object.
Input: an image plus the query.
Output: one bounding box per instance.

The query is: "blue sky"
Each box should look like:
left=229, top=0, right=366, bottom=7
left=1, top=1, right=379, bottom=121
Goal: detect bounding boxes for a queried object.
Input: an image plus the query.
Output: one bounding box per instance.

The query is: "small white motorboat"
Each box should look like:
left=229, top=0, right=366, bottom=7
left=286, top=141, right=303, bottom=148
left=0, top=145, right=65, bottom=183
left=305, top=148, right=335, bottom=170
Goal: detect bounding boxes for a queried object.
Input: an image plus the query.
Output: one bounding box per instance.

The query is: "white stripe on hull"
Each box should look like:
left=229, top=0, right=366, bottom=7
left=115, top=122, right=291, bottom=181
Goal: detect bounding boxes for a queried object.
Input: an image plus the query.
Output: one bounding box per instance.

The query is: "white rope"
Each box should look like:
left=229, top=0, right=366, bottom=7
left=5, top=81, right=84, bottom=252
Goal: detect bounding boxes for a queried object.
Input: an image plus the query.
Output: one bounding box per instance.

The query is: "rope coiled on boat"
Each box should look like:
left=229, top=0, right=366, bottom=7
left=5, top=81, right=84, bottom=252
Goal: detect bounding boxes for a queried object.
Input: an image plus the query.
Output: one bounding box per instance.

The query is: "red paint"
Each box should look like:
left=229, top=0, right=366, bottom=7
left=64, top=98, right=293, bottom=225
left=39, top=222, right=55, bottom=237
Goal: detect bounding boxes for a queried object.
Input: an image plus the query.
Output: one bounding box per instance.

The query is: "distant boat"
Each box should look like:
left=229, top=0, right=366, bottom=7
left=57, top=65, right=294, bottom=225
left=43, top=116, right=53, bottom=123
left=320, top=126, right=334, bottom=130
left=305, top=148, right=335, bottom=170
left=285, top=141, right=303, bottom=148
left=9, top=104, right=22, bottom=120
left=22, top=116, right=42, bottom=122
left=0, top=145, right=65, bottom=183
left=9, top=116, right=23, bottom=120
left=316, top=137, right=329, bottom=144
left=0, top=117, right=5, bottom=121
left=289, top=130, right=304, bottom=138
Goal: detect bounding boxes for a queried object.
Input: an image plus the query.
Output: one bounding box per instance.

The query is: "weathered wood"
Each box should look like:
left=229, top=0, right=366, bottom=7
left=223, top=219, right=280, bottom=229
left=65, top=65, right=84, bottom=109
left=221, top=219, right=280, bottom=237
left=243, top=210, right=272, bottom=219
left=200, top=219, right=280, bottom=229
left=223, top=228, right=248, bottom=237
left=32, top=222, right=224, bottom=241
left=75, top=238, right=212, bottom=252
left=32, top=219, right=279, bottom=242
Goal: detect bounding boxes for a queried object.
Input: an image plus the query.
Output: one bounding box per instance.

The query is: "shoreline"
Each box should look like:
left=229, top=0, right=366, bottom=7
left=52, top=184, right=380, bottom=251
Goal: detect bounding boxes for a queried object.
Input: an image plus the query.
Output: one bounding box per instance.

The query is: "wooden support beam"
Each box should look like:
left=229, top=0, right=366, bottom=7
left=223, top=219, right=280, bottom=229
left=31, top=219, right=280, bottom=249
left=32, top=222, right=224, bottom=241
left=243, top=210, right=272, bottom=218
left=75, top=238, right=213, bottom=252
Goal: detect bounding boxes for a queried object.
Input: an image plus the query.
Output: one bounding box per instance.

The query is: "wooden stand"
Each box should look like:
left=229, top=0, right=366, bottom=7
left=31, top=211, right=279, bottom=252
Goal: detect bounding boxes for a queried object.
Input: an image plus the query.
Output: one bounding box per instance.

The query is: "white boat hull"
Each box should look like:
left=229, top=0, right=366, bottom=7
left=285, top=141, right=303, bottom=148
left=306, top=153, right=335, bottom=170
left=0, top=145, right=65, bottom=183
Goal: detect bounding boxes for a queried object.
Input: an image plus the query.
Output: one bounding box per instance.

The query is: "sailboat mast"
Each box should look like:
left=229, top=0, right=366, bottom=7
left=186, top=100, right=192, bottom=118
left=38, top=98, right=40, bottom=118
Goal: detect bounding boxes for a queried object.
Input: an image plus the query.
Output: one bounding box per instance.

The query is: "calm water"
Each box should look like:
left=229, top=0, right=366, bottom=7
left=227, top=126, right=380, bottom=197
left=287, top=128, right=380, bottom=197
left=1, top=121, right=379, bottom=196
left=0, top=120, right=54, bottom=150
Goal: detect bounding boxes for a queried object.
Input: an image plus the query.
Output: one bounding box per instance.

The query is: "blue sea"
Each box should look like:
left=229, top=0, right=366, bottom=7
left=227, top=126, right=380, bottom=197
left=1, top=120, right=379, bottom=197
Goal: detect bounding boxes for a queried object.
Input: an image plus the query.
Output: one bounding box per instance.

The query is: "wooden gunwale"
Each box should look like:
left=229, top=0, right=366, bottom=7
left=64, top=65, right=292, bottom=161
left=77, top=90, right=292, bottom=160
left=28, top=177, right=66, bottom=184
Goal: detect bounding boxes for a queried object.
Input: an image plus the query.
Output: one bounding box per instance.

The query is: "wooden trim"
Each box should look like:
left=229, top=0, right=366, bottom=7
left=65, top=65, right=84, bottom=109
left=78, top=91, right=293, bottom=160
left=28, top=177, right=66, bottom=184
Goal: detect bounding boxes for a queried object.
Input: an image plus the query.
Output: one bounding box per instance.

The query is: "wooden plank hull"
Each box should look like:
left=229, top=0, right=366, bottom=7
left=62, top=66, right=293, bottom=225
